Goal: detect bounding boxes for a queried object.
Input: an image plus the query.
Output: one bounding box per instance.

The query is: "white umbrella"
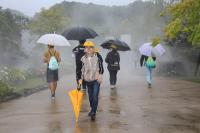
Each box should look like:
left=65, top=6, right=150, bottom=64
left=152, top=44, right=165, bottom=57
left=139, top=43, right=152, bottom=56
left=139, top=42, right=165, bottom=57
left=37, top=34, right=71, bottom=46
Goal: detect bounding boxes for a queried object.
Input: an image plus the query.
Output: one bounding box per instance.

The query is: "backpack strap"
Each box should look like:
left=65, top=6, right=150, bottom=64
left=49, top=50, right=56, bottom=57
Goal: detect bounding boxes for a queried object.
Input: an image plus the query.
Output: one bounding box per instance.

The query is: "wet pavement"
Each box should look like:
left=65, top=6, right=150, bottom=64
left=1, top=74, right=200, bottom=133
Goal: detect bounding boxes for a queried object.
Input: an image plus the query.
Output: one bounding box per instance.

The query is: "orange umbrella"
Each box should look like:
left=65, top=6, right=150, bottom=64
left=68, top=89, right=84, bottom=122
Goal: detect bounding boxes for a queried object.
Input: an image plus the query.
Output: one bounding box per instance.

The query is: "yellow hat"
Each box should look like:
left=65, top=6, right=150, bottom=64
left=84, top=41, right=95, bottom=47
left=110, top=44, right=117, bottom=49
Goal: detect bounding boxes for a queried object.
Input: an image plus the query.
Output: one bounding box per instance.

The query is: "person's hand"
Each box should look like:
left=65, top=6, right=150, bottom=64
left=78, top=79, right=83, bottom=85
left=77, top=79, right=82, bottom=90
left=97, top=74, right=103, bottom=84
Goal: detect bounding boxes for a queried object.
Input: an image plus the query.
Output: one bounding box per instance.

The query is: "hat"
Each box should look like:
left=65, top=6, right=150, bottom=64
left=110, top=44, right=117, bottom=49
left=84, top=41, right=95, bottom=47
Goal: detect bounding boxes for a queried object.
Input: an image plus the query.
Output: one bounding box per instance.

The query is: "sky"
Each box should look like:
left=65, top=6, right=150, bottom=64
left=0, top=0, right=139, bottom=16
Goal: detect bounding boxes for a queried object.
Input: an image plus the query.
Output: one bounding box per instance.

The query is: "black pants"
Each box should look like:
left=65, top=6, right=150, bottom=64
left=109, top=70, right=118, bottom=85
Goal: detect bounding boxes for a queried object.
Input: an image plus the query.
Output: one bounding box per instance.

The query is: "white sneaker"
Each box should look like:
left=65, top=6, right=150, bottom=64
left=51, top=96, right=55, bottom=100
left=110, top=85, right=115, bottom=88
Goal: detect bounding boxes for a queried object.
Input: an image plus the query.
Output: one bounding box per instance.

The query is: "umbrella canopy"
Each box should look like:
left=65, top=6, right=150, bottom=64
left=68, top=89, right=84, bottom=123
left=139, top=42, right=165, bottom=57
left=101, top=39, right=131, bottom=51
left=37, top=34, right=71, bottom=46
left=62, top=27, right=98, bottom=40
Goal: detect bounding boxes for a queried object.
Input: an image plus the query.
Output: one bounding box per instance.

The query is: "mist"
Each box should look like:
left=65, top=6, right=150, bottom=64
left=0, top=0, right=197, bottom=82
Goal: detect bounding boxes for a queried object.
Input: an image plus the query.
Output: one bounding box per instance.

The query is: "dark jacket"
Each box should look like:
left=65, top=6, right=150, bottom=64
left=140, top=55, right=156, bottom=67
left=105, top=50, right=120, bottom=70
left=72, top=45, right=85, bottom=80
left=77, top=53, right=104, bottom=80
left=72, top=45, right=85, bottom=64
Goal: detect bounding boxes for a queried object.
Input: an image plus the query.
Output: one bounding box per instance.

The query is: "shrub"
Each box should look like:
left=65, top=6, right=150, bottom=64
left=0, top=81, right=13, bottom=97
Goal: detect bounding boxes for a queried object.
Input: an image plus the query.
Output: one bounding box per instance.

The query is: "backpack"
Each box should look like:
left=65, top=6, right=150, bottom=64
left=109, top=52, right=120, bottom=70
left=48, top=51, right=59, bottom=70
left=146, top=56, right=156, bottom=68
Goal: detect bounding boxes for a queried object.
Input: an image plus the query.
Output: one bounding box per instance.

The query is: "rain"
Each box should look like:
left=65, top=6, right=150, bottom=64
left=0, top=0, right=200, bottom=132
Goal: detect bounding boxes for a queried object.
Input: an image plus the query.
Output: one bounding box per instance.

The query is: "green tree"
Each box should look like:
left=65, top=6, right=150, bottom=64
left=162, top=0, right=200, bottom=47
left=28, top=6, right=71, bottom=35
left=162, top=0, right=200, bottom=76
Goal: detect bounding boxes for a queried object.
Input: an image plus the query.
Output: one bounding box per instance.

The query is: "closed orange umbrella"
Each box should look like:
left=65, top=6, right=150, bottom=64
left=68, top=89, right=84, bottom=123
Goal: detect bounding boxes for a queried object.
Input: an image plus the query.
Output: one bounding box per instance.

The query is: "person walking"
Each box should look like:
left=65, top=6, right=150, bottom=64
left=77, top=41, right=104, bottom=121
left=72, top=39, right=87, bottom=90
left=140, top=54, right=156, bottom=88
left=105, top=45, right=120, bottom=89
left=43, top=45, right=61, bottom=99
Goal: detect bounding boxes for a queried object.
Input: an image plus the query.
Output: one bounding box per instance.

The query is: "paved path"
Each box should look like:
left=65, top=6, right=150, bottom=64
left=1, top=74, right=200, bottom=133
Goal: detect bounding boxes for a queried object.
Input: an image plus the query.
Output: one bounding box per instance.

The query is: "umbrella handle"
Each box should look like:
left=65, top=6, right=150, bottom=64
left=77, top=83, right=82, bottom=91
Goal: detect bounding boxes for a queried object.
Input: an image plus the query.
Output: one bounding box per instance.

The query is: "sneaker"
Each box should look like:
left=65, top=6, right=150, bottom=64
left=51, top=96, right=55, bottom=100
left=88, top=111, right=92, bottom=116
left=51, top=93, right=55, bottom=100
left=91, top=113, right=96, bottom=121
left=148, top=83, right=152, bottom=88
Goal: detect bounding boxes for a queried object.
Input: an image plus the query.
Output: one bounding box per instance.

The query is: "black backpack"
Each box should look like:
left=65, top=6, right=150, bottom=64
left=108, top=52, right=120, bottom=70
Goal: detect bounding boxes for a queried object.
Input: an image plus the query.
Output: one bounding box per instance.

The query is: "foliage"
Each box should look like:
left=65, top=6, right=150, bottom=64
left=162, top=0, right=200, bottom=47
left=28, top=6, right=71, bottom=35
left=0, top=67, right=42, bottom=85
left=28, top=1, right=166, bottom=43
left=0, top=81, right=13, bottom=97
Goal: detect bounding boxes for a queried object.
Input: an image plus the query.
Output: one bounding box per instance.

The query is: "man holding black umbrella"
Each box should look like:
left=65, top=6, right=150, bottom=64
left=72, top=39, right=87, bottom=90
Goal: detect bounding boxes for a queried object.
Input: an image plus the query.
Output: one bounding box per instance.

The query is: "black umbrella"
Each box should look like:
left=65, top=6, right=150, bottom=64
left=101, top=39, right=131, bottom=51
left=62, top=27, right=98, bottom=40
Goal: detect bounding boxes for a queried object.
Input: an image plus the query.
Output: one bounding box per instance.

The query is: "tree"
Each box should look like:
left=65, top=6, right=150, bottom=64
left=162, top=0, right=200, bottom=76
left=28, top=6, right=71, bottom=35
left=162, top=0, right=200, bottom=47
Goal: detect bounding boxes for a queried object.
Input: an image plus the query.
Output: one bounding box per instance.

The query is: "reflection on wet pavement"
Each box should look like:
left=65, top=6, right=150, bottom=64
left=0, top=75, right=200, bottom=133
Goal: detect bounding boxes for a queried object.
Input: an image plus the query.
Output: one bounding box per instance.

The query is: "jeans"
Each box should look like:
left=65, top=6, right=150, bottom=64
left=109, top=70, right=118, bottom=85
left=86, top=80, right=100, bottom=114
left=146, top=65, right=152, bottom=84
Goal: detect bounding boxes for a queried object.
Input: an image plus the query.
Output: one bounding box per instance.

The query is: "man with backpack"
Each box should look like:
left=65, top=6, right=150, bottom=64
left=105, top=45, right=120, bottom=89
left=43, top=45, right=61, bottom=99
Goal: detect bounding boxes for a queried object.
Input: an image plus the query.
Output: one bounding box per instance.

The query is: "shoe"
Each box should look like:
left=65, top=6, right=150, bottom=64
left=91, top=113, right=96, bottom=121
left=88, top=111, right=92, bottom=116
left=110, top=85, right=114, bottom=89
left=51, top=96, right=55, bottom=100
left=148, top=83, right=152, bottom=88
left=51, top=93, right=55, bottom=100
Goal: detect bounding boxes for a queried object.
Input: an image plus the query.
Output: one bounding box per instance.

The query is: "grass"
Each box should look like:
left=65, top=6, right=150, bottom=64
left=13, top=77, right=46, bottom=93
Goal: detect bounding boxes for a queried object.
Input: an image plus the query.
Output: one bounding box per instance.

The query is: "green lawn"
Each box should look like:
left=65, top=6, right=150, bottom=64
left=13, top=77, right=46, bottom=93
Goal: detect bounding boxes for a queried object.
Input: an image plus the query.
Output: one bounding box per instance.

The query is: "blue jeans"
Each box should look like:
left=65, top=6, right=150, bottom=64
left=146, top=65, right=152, bottom=84
left=85, top=80, right=100, bottom=114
